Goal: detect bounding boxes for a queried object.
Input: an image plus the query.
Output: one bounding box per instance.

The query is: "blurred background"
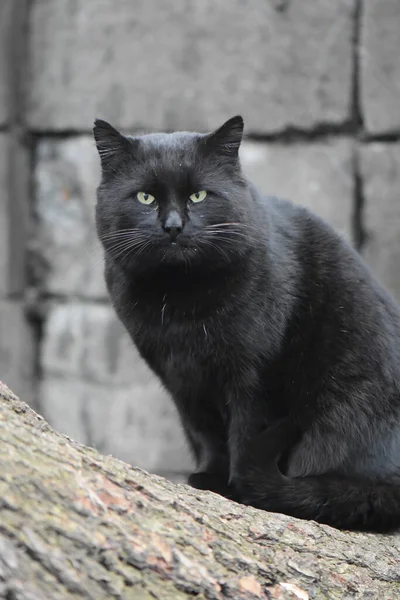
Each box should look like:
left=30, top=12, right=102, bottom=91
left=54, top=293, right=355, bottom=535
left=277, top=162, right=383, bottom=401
left=1, top=0, right=399, bottom=482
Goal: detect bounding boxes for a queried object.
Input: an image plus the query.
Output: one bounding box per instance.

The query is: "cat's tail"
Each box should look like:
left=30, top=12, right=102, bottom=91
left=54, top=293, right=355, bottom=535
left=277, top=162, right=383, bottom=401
left=236, top=420, right=400, bottom=532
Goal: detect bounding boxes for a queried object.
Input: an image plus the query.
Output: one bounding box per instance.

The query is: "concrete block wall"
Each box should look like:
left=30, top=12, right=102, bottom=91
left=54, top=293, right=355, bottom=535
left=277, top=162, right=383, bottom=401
left=0, top=2, right=11, bottom=128
left=1, top=0, right=400, bottom=480
left=0, top=2, right=34, bottom=402
left=28, top=0, right=354, bottom=132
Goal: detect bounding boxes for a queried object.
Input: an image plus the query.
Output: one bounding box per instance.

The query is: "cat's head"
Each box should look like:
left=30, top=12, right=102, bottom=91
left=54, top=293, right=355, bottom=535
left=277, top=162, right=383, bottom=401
left=94, top=116, right=255, bottom=272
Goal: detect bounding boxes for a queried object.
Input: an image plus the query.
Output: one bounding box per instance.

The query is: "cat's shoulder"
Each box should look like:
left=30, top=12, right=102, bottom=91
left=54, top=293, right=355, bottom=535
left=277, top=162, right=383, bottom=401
left=257, top=192, right=327, bottom=229
left=250, top=186, right=337, bottom=244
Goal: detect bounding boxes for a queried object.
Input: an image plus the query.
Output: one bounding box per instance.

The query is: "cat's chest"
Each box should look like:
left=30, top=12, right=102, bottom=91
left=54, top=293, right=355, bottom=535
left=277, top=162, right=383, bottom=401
left=132, top=306, right=227, bottom=391
left=133, top=305, right=221, bottom=359
left=109, top=268, right=263, bottom=377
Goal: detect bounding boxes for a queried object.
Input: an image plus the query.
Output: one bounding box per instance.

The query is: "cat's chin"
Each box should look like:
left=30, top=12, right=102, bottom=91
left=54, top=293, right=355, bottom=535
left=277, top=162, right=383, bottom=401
left=160, top=242, right=200, bottom=264
left=116, top=243, right=200, bottom=271
left=117, top=240, right=235, bottom=272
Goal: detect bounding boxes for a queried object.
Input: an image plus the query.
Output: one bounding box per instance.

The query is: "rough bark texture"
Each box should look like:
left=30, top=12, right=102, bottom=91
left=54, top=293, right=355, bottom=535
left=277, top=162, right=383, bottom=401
left=0, top=382, right=399, bottom=600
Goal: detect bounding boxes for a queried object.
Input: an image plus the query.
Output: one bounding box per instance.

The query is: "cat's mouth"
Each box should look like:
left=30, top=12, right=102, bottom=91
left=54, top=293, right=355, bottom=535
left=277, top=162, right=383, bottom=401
left=160, top=239, right=200, bottom=261
left=165, top=242, right=191, bottom=252
left=162, top=238, right=191, bottom=250
left=171, top=241, right=188, bottom=248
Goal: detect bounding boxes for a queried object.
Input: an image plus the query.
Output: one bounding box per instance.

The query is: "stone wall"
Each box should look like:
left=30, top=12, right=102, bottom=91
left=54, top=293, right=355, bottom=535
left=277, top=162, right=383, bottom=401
left=0, top=1, right=33, bottom=404
left=1, top=0, right=400, bottom=480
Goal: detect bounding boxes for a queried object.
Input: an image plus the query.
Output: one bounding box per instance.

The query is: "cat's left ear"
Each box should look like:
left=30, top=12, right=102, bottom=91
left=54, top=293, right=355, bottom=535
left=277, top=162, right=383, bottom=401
left=93, top=119, right=133, bottom=171
left=205, top=115, right=244, bottom=158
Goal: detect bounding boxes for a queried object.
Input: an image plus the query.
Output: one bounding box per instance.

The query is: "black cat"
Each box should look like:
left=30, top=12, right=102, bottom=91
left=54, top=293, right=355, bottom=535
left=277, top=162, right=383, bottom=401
left=94, top=115, right=400, bottom=532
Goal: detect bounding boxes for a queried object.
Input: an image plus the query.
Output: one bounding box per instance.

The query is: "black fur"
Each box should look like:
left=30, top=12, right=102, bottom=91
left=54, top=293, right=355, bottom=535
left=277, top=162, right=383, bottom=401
left=94, top=116, right=400, bottom=532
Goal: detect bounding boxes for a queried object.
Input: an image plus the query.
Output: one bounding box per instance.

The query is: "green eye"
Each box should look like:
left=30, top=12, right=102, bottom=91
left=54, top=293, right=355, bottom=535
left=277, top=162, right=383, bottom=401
left=190, top=190, right=207, bottom=203
left=137, top=191, right=155, bottom=205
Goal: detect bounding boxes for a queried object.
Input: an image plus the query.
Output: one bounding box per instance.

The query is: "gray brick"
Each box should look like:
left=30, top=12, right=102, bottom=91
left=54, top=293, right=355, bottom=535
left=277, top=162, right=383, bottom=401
left=42, top=303, right=141, bottom=385
left=39, top=378, right=89, bottom=445
left=35, top=137, right=105, bottom=298
left=360, top=0, right=400, bottom=134
left=0, top=1, right=12, bottom=125
left=360, top=143, right=400, bottom=302
left=7, top=135, right=30, bottom=296
left=41, top=303, right=192, bottom=473
left=240, top=139, right=354, bottom=242
left=28, top=0, right=354, bottom=133
left=0, top=301, right=34, bottom=403
left=0, top=135, right=9, bottom=296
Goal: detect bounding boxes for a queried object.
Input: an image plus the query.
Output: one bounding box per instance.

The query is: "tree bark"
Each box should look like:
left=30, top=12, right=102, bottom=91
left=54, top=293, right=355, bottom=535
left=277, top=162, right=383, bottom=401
left=0, top=382, right=399, bottom=600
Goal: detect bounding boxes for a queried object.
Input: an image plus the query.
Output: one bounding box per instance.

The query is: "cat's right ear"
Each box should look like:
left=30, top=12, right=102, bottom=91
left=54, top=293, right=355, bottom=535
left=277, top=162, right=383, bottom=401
left=93, top=119, right=133, bottom=171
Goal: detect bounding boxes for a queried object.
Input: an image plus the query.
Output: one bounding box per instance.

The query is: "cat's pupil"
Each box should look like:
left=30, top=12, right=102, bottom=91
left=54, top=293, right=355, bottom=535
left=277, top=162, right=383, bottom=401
left=143, top=193, right=149, bottom=200
left=195, top=193, right=199, bottom=199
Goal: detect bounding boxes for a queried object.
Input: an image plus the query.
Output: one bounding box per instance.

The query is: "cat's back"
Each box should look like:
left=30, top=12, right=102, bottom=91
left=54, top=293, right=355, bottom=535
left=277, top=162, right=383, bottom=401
left=254, top=187, right=400, bottom=361
left=255, top=189, right=381, bottom=292
left=254, top=190, right=344, bottom=248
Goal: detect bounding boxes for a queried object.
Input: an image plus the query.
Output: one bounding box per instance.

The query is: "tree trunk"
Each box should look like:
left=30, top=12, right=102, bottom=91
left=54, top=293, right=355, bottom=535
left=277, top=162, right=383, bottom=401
left=0, top=382, right=399, bottom=600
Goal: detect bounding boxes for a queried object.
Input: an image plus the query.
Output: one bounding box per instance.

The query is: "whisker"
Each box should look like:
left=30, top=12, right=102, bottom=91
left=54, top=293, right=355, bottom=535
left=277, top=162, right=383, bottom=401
left=205, top=222, right=242, bottom=227
left=101, top=232, right=152, bottom=255
left=90, top=236, right=153, bottom=268
left=110, top=239, right=151, bottom=261
left=91, top=254, right=107, bottom=269
left=106, top=237, right=147, bottom=254
left=100, top=227, right=143, bottom=237
left=126, top=239, right=155, bottom=262
left=99, top=231, right=148, bottom=243
left=205, top=229, right=252, bottom=237
left=205, top=222, right=263, bottom=235
left=205, top=222, right=259, bottom=229
left=197, top=238, right=232, bottom=264
left=203, top=230, right=259, bottom=244
left=98, top=237, right=151, bottom=265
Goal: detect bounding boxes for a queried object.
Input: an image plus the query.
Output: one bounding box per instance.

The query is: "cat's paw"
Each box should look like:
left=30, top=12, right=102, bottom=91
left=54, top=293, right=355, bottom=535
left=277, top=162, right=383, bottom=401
left=188, top=472, right=238, bottom=500
left=237, top=418, right=300, bottom=476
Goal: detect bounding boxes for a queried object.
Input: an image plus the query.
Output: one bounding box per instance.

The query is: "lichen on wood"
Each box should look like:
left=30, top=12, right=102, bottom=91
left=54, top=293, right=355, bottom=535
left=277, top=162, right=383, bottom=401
left=0, top=381, right=399, bottom=599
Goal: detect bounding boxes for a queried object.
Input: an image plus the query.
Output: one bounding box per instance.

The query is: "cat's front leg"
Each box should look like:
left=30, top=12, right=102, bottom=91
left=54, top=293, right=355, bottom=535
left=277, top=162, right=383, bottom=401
left=230, top=418, right=302, bottom=510
left=226, top=387, right=298, bottom=492
left=181, top=415, right=237, bottom=500
left=227, top=391, right=270, bottom=481
left=185, top=428, right=238, bottom=500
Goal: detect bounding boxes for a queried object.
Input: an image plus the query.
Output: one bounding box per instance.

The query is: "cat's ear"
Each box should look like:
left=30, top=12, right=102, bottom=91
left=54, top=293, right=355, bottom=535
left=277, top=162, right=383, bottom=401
left=205, top=115, right=244, bottom=158
left=93, top=119, right=133, bottom=171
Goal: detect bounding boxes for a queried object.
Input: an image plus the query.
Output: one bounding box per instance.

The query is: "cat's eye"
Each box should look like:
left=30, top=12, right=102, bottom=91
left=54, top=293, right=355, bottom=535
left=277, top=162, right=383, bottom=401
left=189, top=190, right=207, bottom=203
left=137, top=191, right=155, bottom=205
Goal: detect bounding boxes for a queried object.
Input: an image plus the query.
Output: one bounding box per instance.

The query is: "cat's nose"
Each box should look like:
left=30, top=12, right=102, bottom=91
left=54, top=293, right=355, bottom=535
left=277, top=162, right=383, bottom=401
left=163, top=210, right=183, bottom=241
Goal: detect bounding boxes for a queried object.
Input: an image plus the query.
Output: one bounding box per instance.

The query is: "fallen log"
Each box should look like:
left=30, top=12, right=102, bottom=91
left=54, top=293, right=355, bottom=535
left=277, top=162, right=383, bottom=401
left=0, top=381, right=399, bottom=599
